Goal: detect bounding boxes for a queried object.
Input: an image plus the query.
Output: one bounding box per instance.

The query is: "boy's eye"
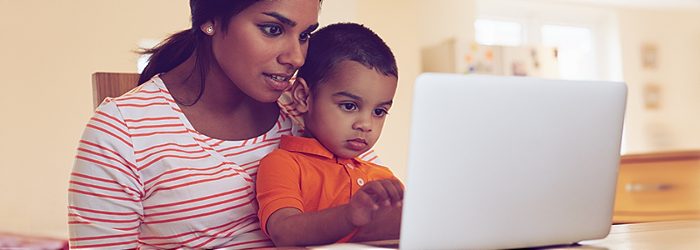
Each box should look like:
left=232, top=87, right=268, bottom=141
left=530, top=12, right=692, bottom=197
left=259, top=24, right=283, bottom=36
left=373, top=108, right=389, bottom=117
left=339, top=103, right=358, bottom=111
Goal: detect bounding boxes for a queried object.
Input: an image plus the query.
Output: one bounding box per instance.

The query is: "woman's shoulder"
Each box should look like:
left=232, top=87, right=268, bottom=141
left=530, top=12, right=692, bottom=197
left=95, top=75, right=178, bottom=117
left=109, top=76, right=168, bottom=103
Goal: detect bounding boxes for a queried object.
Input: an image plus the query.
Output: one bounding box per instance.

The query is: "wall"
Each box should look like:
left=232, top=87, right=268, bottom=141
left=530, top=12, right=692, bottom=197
left=318, top=0, right=358, bottom=25
left=417, top=0, right=477, bottom=47
left=616, top=8, right=700, bottom=153
left=0, top=0, right=190, bottom=238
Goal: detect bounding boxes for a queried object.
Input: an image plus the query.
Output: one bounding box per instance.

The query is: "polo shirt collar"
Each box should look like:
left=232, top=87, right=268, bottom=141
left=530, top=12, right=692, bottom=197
left=279, top=135, right=361, bottom=166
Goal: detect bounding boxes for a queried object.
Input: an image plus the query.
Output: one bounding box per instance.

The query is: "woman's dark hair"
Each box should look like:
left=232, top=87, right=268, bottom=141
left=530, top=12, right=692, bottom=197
left=138, top=0, right=261, bottom=105
left=297, top=23, right=398, bottom=90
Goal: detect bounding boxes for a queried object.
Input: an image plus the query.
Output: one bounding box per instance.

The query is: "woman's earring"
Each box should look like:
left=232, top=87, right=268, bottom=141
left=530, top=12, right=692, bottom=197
left=204, top=26, right=214, bottom=35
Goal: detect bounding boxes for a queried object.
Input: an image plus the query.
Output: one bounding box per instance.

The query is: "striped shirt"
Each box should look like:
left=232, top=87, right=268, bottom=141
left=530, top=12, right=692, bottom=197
left=68, top=76, right=378, bottom=249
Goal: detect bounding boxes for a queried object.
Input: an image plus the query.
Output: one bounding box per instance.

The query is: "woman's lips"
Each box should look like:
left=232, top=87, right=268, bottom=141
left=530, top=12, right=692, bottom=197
left=263, top=73, right=292, bottom=91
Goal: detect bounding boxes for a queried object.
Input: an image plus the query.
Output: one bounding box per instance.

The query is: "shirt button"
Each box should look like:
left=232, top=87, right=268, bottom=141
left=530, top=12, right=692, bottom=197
left=357, top=178, right=365, bottom=186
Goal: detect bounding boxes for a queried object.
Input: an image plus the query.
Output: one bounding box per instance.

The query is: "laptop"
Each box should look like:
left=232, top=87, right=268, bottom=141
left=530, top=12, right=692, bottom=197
left=399, top=73, right=627, bottom=249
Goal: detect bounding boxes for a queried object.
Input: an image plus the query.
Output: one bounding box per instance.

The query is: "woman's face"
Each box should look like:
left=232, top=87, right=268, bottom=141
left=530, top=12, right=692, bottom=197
left=211, top=0, right=320, bottom=102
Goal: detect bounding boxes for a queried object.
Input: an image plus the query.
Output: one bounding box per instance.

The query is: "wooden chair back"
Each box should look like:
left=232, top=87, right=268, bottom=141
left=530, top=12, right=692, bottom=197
left=92, top=72, right=140, bottom=108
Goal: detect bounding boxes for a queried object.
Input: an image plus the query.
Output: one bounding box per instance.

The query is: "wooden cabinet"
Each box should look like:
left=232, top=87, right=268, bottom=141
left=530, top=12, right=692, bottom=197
left=613, top=150, right=700, bottom=223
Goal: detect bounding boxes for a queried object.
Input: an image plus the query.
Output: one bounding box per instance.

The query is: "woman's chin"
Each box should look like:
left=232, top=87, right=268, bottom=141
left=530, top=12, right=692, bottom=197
left=250, top=91, right=285, bottom=103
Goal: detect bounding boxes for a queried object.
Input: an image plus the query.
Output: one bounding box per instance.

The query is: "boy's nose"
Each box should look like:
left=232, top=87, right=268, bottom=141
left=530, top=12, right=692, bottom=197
left=352, top=118, right=373, bottom=132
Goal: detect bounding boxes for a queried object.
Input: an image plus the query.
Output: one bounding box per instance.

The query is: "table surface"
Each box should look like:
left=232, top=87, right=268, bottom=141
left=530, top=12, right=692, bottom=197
left=304, top=220, right=700, bottom=250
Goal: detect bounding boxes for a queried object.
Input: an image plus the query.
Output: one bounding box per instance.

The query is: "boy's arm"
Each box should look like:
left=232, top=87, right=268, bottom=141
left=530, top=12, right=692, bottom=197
left=267, top=179, right=404, bottom=247
left=350, top=205, right=402, bottom=242
left=266, top=205, right=356, bottom=246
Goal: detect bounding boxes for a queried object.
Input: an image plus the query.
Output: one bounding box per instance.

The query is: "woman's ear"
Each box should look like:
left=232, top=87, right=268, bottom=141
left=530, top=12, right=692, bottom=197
left=201, top=21, right=215, bottom=36
left=291, top=77, right=311, bottom=113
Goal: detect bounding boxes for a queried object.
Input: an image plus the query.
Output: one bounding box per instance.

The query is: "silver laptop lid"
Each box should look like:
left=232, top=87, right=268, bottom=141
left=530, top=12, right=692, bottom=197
left=400, top=73, right=627, bottom=250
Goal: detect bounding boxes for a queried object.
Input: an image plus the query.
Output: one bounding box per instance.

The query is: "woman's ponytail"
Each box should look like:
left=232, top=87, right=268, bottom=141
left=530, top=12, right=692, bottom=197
left=138, top=29, right=197, bottom=84
left=138, top=0, right=270, bottom=85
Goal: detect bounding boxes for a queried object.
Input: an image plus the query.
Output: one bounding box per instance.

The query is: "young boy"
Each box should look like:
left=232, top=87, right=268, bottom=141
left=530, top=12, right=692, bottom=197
left=256, top=23, right=403, bottom=247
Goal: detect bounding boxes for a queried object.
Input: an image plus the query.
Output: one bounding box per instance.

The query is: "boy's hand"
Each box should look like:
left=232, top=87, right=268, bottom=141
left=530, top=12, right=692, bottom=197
left=346, top=179, right=404, bottom=227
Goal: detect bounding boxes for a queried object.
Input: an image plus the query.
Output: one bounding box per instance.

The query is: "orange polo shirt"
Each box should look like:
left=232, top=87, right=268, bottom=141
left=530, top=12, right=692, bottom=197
left=256, top=135, right=397, bottom=238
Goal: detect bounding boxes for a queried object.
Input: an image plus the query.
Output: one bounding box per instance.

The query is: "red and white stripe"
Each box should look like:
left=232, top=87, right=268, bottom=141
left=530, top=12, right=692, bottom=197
left=68, top=76, right=380, bottom=249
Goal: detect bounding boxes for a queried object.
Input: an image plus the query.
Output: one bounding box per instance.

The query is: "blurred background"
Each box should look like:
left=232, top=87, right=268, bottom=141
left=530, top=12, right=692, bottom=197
left=1, top=0, right=698, bottom=240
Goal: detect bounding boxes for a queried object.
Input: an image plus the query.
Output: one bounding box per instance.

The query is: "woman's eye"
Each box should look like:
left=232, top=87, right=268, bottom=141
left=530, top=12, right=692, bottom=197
left=300, top=32, right=311, bottom=42
left=339, top=103, right=358, bottom=111
left=259, top=24, right=283, bottom=36
left=373, top=109, right=388, bottom=117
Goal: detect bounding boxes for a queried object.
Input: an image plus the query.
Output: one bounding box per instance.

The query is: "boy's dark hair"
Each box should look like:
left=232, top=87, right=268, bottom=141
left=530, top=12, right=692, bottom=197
left=297, top=23, right=398, bottom=89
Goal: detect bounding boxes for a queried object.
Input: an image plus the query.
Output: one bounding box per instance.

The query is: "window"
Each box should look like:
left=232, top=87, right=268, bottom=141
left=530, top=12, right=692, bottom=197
left=474, top=0, right=622, bottom=81
left=475, top=19, right=523, bottom=46
left=541, top=25, right=596, bottom=80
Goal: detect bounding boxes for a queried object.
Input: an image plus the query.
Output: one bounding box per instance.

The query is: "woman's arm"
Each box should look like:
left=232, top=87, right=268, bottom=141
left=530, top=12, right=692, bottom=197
left=68, top=102, right=143, bottom=249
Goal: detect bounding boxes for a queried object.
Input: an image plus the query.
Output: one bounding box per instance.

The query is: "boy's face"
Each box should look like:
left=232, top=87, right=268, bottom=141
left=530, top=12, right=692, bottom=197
left=303, top=60, right=398, bottom=159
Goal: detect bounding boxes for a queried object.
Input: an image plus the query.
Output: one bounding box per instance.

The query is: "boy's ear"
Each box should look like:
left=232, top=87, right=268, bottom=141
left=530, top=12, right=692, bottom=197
left=291, top=77, right=311, bottom=113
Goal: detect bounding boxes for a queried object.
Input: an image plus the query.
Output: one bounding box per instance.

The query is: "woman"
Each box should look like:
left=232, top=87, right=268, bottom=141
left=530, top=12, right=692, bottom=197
left=68, top=0, right=326, bottom=248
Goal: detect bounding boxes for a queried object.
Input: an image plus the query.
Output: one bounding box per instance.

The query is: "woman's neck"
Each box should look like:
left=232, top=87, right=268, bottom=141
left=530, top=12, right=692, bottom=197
left=161, top=53, right=280, bottom=140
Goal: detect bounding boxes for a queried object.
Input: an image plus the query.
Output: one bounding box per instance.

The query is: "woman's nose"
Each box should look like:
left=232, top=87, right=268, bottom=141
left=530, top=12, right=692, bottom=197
left=278, top=41, right=305, bottom=69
